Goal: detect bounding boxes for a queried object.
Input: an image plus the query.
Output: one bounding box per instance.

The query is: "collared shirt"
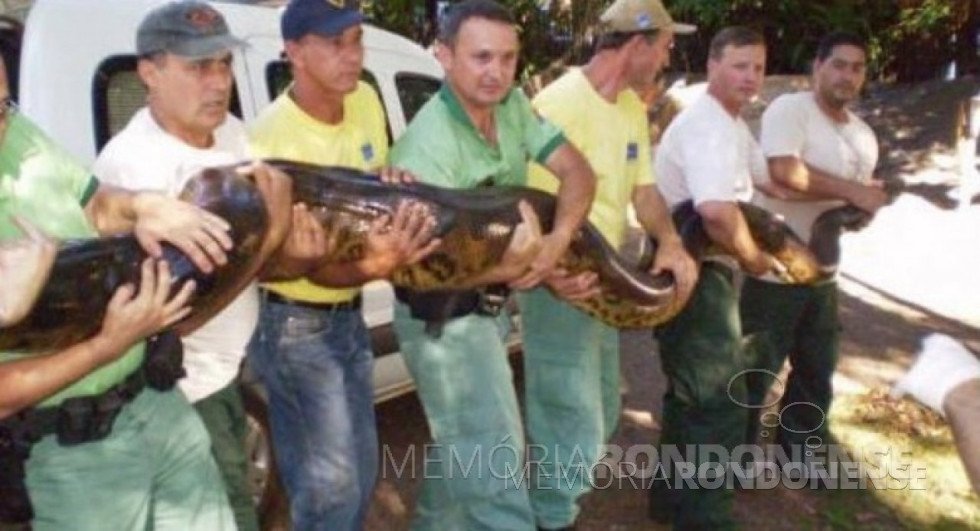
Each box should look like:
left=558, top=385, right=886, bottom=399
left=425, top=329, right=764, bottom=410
left=390, top=84, right=566, bottom=189
left=250, top=81, right=388, bottom=304
left=527, top=68, right=653, bottom=248
left=0, top=114, right=145, bottom=407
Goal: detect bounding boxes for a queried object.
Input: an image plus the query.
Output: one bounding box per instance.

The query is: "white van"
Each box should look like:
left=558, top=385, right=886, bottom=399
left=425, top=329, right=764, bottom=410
left=8, top=0, right=520, bottom=524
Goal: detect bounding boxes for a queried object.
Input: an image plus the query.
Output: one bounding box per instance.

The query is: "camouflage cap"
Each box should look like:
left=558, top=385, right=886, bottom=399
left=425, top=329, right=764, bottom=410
left=137, top=1, right=245, bottom=58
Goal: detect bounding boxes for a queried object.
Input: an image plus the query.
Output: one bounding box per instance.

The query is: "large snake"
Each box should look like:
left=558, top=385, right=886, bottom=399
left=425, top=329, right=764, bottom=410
left=0, top=167, right=269, bottom=353
left=0, top=161, right=833, bottom=352
left=807, top=179, right=904, bottom=275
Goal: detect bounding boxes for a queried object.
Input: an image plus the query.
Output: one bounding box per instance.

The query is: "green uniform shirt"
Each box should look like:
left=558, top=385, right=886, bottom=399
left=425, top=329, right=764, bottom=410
left=390, top=84, right=566, bottom=188
left=0, top=114, right=145, bottom=407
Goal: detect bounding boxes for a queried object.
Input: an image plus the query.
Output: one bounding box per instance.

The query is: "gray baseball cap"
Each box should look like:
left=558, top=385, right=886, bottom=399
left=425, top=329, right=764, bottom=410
left=137, top=1, right=245, bottom=58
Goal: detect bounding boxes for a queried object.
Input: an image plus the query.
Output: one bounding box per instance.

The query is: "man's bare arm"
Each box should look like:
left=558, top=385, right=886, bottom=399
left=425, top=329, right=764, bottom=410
left=768, top=156, right=887, bottom=212
left=633, top=184, right=697, bottom=302
left=697, top=200, right=772, bottom=275
left=0, top=217, right=56, bottom=327
left=0, top=260, right=194, bottom=419
left=84, top=182, right=233, bottom=273
left=509, top=143, right=596, bottom=290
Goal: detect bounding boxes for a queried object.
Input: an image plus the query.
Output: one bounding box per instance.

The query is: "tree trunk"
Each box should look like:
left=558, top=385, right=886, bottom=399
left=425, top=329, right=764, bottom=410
left=423, top=0, right=439, bottom=45
left=954, top=0, right=980, bottom=77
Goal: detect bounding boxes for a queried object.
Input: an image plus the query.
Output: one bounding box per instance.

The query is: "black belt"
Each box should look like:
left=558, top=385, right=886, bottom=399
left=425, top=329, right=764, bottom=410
left=395, top=284, right=511, bottom=338
left=2, top=330, right=182, bottom=447
left=0, top=369, right=146, bottom=525
left=0, top=360, right=148, bottom=456
left=263, top=290, right=362, bottom=312
left=0, top=332, right=183, bottom=525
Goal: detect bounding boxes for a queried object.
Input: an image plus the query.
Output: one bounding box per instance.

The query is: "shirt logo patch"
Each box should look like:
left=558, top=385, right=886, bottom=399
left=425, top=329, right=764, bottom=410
left=627, top=142, right=638, bottom=161
left=361, top=143, right=374, bottom=162
left=636, top=13, right=652, bottom=29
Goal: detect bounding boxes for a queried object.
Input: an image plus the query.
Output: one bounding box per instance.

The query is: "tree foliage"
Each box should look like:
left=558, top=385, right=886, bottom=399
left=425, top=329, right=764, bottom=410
left=364, top=0, right=979, bottom=83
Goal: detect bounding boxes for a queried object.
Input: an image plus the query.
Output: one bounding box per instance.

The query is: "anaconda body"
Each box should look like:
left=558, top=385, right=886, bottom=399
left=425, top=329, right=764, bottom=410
left=269, top=160, right=679, bottom=328
left=1, top=161, right=834, bottom=352
left=670, top=200, right=828, bottom=284
left=0, top=168, right=269, bottom=352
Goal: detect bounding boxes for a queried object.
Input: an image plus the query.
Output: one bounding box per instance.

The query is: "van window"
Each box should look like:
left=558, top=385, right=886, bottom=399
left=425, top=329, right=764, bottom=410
left=0, top=16, right=23, bottom=101
left=394, top=73, right=440, bottom=124
left=264, top=60, right=291, bottom=100
left=265, top=60, right=391, bottom=144
left=92, top=55, right=242, bottom=153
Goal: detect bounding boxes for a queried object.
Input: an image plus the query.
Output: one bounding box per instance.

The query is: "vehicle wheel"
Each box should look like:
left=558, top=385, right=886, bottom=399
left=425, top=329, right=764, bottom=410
left=241, top=383, right=290, bottom=531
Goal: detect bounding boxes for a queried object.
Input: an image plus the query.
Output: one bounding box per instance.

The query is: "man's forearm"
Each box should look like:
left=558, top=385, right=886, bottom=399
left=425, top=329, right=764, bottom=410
left=83, top=183, right=141, bottom=236
left=634, top=185, right=681, bottom=244
left=755, top=180, right=820, bottom=202
left=0, top=335, right=130, bottom=420
left=546, top=144, right=596, bottom=240
left=699, top=201, right=768, bottom=270
left=769, top=156, right=862, bottom=201
left=552, top=174, right=593, bottom=240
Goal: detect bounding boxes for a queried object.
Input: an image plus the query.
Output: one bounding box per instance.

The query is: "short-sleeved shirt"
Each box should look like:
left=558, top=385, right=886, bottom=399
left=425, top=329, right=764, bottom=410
left=0, top=114, right=145, bottom=407
left=93, top=108, right=257, bottom=403
left=390, top=84, right=566, bottom=189
left=655, top=93, right=765, bottom=209
left=249, top=81, right=388, bottom=304
left=757, top=91, right=878, bottom=242
left=527, top=68, right=653, bottom=248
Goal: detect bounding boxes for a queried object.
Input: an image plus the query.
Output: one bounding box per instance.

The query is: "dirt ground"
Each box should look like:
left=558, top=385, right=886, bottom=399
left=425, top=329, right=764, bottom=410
left=364, top=77, right=980, bottom=530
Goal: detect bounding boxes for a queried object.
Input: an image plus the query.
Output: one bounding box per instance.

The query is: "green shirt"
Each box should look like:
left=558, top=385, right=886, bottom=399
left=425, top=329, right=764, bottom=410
left=390, top=84, right=566, bottom=188
left=0, top=114, right=145, bottom=407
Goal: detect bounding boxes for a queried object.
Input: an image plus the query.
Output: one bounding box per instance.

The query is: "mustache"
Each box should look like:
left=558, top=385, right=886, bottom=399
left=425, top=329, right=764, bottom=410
left=201, top=99, right=229, bottom=107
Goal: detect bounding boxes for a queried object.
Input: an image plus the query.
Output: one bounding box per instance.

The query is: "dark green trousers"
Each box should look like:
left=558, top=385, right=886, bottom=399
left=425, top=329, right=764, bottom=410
left=650, top=264, right=745, bottom=530
left=194, top=382, right=260, bottom=531
left=739, top=277, right=839, bottom=452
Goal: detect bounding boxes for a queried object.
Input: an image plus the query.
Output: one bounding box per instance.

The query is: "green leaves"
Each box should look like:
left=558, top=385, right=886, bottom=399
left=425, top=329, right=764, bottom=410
left=364, top=0, right=975, bottom=83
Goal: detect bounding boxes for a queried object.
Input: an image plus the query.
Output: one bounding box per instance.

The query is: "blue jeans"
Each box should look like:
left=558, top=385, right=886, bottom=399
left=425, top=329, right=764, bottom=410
left=249, top=299, right=378, bottom=531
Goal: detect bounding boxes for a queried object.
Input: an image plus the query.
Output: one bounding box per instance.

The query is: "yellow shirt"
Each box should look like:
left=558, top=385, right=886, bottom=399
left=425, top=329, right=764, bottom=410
left=528, top=68, right=654, bottom=248
left=249, top=81, right=389, bottom=303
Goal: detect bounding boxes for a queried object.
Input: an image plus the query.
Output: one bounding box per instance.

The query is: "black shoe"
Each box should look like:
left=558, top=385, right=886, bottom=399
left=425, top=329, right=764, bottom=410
left=537, top=524, right=576, bottom=531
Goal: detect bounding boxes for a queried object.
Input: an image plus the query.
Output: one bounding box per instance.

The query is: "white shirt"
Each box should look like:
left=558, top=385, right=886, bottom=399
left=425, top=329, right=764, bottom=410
left=655, top=93, right=766, bottom=209
left=93, top=108, right=259, bottom=403
left=757, top=91, right=878, bottom=242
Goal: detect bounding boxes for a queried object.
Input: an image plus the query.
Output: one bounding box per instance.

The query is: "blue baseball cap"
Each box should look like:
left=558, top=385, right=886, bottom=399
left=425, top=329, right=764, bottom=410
left=281, top=0, right=365, bottom=41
